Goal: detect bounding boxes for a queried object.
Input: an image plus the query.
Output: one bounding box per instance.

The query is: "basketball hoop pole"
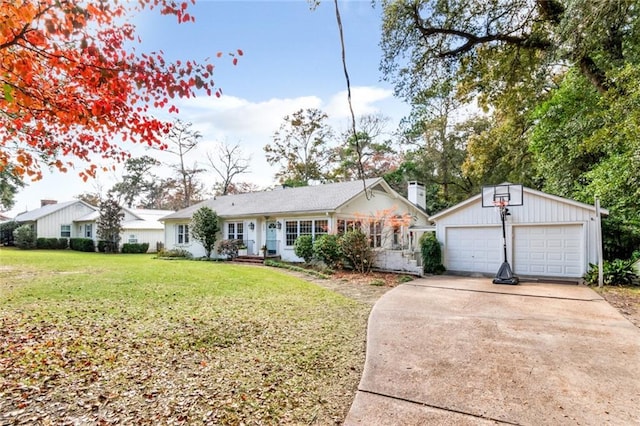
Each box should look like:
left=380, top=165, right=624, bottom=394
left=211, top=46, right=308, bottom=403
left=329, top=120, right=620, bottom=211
left=493, top=202, right=519, bottom=285
left=481, top=184, right=522, bottom=285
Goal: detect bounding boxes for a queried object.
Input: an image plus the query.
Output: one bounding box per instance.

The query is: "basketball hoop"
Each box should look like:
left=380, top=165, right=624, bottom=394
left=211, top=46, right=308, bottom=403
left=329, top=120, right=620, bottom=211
left=481, top=184, right=521, bottom=285
left=493, top=199, right=509, bottom=210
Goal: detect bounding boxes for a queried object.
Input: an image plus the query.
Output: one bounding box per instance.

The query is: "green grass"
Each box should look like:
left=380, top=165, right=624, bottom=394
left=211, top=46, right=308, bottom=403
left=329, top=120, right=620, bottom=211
left=0, top=248, right=369, bottom=424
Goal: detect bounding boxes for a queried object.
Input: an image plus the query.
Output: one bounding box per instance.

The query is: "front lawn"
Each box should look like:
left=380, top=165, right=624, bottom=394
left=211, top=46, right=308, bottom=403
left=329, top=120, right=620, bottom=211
left=0, top=248, right=369, bottom=424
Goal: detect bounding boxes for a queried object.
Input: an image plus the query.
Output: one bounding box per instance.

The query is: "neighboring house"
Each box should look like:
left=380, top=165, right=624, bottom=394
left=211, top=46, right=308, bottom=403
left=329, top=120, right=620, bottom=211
left=75, top=207, right=174, bottom=253
left=14, top=200, right=172, bottom=253
left=14, top=200, right=98, bottom=239
left=430, top=185, right=608, bottom=279
left=161, top=178, right=432, bottom=274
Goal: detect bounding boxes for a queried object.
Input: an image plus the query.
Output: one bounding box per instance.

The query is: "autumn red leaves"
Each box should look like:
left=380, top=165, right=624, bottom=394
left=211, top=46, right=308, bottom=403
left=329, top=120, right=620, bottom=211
left=1, top=0, right=241, bottom=181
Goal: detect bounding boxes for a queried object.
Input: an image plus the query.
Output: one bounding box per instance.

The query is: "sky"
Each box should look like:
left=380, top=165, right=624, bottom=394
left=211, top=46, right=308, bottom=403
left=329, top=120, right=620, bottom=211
left=7, top=0, right=410, bottom=217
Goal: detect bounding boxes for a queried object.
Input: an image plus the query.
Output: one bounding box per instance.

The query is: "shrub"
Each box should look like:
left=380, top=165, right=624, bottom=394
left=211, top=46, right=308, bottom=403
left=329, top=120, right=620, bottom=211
left=340, top=230, right=374, bottom=273
left=57, top=238, right=69, bottom=249
left=157, top=248, right=193, bottom=258
left=293, top=234, right=314, bottom=263
left=122, top=243, right=150, bottom=253
left=0, top=221, right=19, bottom=246
left=13, top=225, right=36, bottom=249
left=36, top=237, right=67, bottom=249
left=312, top=234, right=343, bottom=269
left=97, top=240, right=107, bottom=253
left=69, top=238, right=95, bottom=252
left=584, top=259, right=638, bottom=286
left=217, top=239, right=243, bottom=259
left=420, top=232, right=445, bottom=274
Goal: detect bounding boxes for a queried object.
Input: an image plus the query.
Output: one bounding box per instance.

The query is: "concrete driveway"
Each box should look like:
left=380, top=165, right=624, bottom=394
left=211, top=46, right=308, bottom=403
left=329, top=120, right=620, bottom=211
left=345, top=276, right=640, bottom=425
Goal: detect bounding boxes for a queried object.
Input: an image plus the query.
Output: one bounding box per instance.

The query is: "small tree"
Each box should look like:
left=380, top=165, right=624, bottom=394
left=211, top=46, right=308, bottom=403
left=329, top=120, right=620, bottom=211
left=293, top=234, right=314, bottom=263
left=97, top=195, right=124, bottom=253
left=190, top=206, right=220, bottom=259
left=13, top=225, right=36, bottom=249
left=340, top=230, right=374, bottom=273
left=420, top=232, right=445, bottom=274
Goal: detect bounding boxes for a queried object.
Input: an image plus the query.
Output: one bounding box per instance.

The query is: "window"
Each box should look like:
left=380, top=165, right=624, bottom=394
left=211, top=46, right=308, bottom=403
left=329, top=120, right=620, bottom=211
left=337, top=219, right=362, bottom=234
left=84, top=224, right=93, bottom=239
left=369, top=221, right=383, bottom=248
left=299, top=220, right=312, bottom=236
left=128, top=234, right=138, bottom=243
left=315, top=220, right=328, bottom=237
left=177, top=224, right=189, bottom=244
left=285, top=221, right=298, bottom=246
left=285, top=219, right=331, bottom=247
left=227, top=222, right=244, bottom=241
left=60, top=224, right=71, bottom=238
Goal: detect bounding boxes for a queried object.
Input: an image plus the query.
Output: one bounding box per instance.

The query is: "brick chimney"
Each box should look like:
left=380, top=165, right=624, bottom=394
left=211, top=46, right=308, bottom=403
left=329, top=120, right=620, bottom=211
left=41, top=199, right=57, bottom=207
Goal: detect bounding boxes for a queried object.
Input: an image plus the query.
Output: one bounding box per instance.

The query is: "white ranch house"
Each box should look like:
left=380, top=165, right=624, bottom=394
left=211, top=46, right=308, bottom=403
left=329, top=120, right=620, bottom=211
left=430, top=185, right=608, bottom=280
left=14, top=200, right=171, bottom=253
left=161, top=178, right=432, bottom=274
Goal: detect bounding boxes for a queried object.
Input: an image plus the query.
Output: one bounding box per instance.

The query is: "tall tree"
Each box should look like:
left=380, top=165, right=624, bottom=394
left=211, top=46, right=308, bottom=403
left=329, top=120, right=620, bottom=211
left=1, top=1, right=241, bottom=181
left=96, top=194, right=124, bottom=254
left=264, top=108, right=335, bottom=185
left=380, top=0, right=637, bottom=106
left=190, top=206, right=220, bottom=259
left=158, top=119, right=205, bottom=208
left=331, top=114, right=399, bottom=181
left=111, top=156, right=160, bottom=208
left=206, top=141, right=251, bottom=196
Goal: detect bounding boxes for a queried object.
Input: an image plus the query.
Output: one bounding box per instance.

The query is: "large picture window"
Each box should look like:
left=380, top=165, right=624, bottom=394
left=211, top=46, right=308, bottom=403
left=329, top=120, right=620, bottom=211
left=227, top=222, right=244, bottom=241
left=177, top=224, right=189, bottom=244
left=285, top=219, right=330, bottom=247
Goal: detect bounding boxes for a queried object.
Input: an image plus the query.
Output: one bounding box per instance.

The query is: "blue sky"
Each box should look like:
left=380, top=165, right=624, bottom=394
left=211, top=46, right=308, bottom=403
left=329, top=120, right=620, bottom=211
left=8, top=1, right=409, bottom=216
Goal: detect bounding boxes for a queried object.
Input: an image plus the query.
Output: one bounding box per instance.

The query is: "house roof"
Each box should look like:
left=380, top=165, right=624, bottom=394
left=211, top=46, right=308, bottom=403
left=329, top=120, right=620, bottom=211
left=162, top=178, right=390, bottom=221
left=122, top=208, right=174, bottom=230
left=15, top=200, right=97, bottom=222
left=429, top=184, right=609, bottom=221
left=74, top=207, right=174, bottom=230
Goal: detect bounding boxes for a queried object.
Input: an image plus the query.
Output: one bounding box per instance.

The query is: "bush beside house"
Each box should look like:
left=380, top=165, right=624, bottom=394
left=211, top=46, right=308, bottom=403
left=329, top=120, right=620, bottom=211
left=13, top=225, right=36, bottom=249
left=420, top=232, right=445, bottom=274
left=70, top=238, right=95, bottom=252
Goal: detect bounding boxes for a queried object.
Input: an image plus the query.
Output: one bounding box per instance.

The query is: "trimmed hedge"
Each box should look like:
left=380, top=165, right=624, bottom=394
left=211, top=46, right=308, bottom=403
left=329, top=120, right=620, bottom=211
left=122, top=243, right=150, bottom=253
left=69, top=238, right=95, bottom=252
left=36, top=237, right=68, bottom=250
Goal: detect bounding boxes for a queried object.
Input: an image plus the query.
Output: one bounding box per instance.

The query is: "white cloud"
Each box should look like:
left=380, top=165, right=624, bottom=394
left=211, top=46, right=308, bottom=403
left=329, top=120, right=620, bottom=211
left=6, top=85, right=408, bottom=217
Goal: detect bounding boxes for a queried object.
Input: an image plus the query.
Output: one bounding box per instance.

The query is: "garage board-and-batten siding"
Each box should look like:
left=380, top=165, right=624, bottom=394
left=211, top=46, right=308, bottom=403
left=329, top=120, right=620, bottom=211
left=431, top=186, right=607, bottom=279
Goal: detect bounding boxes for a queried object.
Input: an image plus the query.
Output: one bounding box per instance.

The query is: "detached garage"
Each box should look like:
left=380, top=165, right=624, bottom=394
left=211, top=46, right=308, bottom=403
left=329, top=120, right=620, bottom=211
left=430, top=185, right=607, bottom=279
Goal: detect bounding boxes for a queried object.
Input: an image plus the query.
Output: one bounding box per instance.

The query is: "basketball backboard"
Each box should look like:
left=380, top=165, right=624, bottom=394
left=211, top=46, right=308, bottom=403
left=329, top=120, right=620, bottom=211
left=481, top=184, right=524, bottom=208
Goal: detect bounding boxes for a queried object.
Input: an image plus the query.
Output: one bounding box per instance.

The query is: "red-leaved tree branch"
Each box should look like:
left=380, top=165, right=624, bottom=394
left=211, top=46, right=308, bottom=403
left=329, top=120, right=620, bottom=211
left=0, top=0, right=242, bottom=181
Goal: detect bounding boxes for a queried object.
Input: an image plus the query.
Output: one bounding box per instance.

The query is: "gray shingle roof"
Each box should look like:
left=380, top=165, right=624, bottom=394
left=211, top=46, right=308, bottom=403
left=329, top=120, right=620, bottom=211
left=162, top=178, right=383, bottom=221
left=14, top=200, right=96, bottom=222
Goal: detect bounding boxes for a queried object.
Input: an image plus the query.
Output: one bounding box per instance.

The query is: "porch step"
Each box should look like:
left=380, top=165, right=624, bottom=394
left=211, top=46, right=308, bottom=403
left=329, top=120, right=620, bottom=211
left=232, top=255, right=281, bottom=265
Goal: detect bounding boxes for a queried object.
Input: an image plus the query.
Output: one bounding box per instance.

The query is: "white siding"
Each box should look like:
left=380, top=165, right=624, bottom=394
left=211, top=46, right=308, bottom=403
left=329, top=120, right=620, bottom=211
left=35, top=203, right=96, bottom=238
left=121, top=229, right=164, bottom=253
left=434, top=189, right=603, bottom=278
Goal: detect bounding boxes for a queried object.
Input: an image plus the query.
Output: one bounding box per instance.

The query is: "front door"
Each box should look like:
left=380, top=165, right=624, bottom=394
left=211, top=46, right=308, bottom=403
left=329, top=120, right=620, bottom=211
left=266, top=222, right=278, bottom=255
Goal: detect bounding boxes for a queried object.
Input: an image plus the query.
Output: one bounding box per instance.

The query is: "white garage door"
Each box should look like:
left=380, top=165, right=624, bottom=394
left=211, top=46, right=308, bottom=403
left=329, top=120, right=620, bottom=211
left=513, top=225, right=584, bottom=278
left=445, top=227, right=503, bottom=274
